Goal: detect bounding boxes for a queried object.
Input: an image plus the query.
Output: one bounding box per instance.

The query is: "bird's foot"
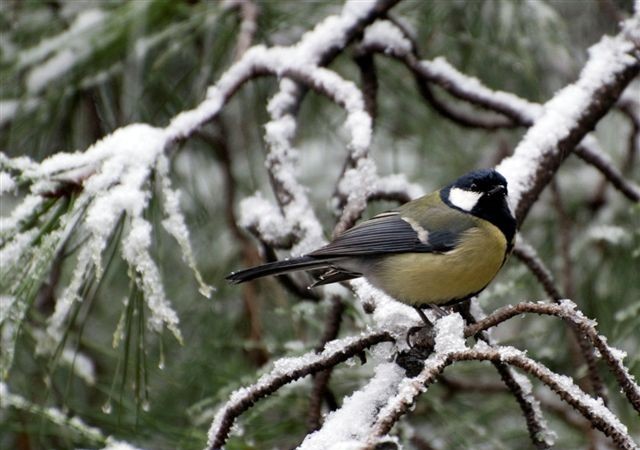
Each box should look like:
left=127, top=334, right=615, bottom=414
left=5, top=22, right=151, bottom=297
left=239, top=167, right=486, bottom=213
left=399, top=306, right=454, bottom=376
left=398, top=324, right=437, bottom=377
left=405, top=305, right=450, bottom=348
left=405, top=324, right=437, bottom=349
left=396, top=344, right=433, bottom=377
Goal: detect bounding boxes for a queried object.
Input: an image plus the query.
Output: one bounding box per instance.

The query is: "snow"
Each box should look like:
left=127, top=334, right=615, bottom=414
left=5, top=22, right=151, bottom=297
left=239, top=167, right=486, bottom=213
left=421, top=57, right=542, bottom=120
left=0, top=229, right=38, bottom=269
left=27, top=49, right=77, bottom=93
left=557, top=299, right=597, bottom=328
left=206, top=332, right=393, bottom=450
left=372, top=173, right=425, bottom=200
left=1, top=295, right=29, bottom=378
left=257, top=0, right=384, bottom=258
left=0, top=381, right=106, bottom=442
left=2, top=121, right=215, bottom=353
left=0, top=153, right=37, bottom=172
left=21, top=9, right=107, bottom=93
left=0, top=171, right=16, bottom=194
left=434, top=313, right=466, bottom=354
left=496, top=22, right=639, bottom=211
left=44, top=245, right=93, bottom=346
left=335, top=159, right=379, bottom=231
left=101, top=440, right=145, bottom=450
left=0, top=194, right=43, bottom=234
left=489, top=344, right=632, bottom=442
left=29, top=124, right=187, bottom=344
left=298, top=362, right=404, bottom=450
left=362, top=20, right=412, bottom=55
left=359, top=18, right=638, bottom=219
left=0, top=0, right=384, bottom=381
left=366, top=315, right=469, bottom=443
left=351, top=279, right=418, bottom=340
left=510, top=370, right=556, bottom=446
left=166, top=96, right=225, bottom=142
left=122, top=217, right=182, bottom=341
left=18, top=9, right=106, bottom=68
left=238, top=193, right=294, bottom=244
left=586, top=224, right=629, bottom=245
left=157, top=155, right=213, bottom=298
left=551, top=373, right=629, bottom=435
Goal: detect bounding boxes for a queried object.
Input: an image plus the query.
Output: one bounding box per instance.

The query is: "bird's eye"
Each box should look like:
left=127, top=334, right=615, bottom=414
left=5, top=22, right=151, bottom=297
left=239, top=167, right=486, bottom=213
left=470, top=183, right=478, bottom=190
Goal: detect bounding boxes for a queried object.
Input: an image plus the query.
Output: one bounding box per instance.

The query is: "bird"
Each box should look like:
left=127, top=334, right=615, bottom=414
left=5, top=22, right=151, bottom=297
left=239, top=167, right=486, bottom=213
left=227, top=168, right=517, bottom=325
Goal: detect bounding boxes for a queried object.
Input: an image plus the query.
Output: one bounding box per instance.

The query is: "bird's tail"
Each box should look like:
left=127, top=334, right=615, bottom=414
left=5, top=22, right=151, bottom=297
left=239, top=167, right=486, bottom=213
left=226, top=255, right=337, bottom=284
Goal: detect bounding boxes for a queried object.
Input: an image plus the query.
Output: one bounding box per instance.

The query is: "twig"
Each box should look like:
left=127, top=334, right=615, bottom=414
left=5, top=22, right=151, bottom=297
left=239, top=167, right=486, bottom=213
left=206, top=331, right=394, bottom=450
left=440, top=376, right=606, bottom=439
left=464, top=301, right=640, bottom=413
left=366, top=189, right=412, bottom=205
left=359, top=19, right=640, bottom=209
left=370, top=344, right=637, bottom=450
left=225, top=0, right=259, bottom=62
left=203, top=122, right=269, bottom=366
left=548, top=181, right=606, bottom=405
left=512, top=238, right=563, bottom=301
left=617, top=95, right=640, bottom=173
left=455, top=303, right=552, bottom=450
left=414, top=75, right=518, bottom=130
left=354, top=50, right=378, bottom=126
left=513, top=237, right=607, bottom=405
left=307, top=296, right=346, bottom=431
left=549, top=181, right=575, bottom=300
left=257, top=2, right=402, bottom=256
left=575, top=141, right=640, bottom=203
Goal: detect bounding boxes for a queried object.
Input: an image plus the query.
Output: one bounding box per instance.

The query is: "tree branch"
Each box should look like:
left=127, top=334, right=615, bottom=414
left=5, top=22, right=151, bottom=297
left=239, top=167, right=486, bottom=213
left=206, top=331, right=394, bottom=450
left=464, top=300, right=640, bottom=413
left=370, top=343, right=637, bottom=450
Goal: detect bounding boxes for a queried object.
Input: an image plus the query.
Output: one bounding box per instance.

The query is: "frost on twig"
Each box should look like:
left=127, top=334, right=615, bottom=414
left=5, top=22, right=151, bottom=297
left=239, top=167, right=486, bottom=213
left=3, top=0, right=639, bottom=448
left=371, top=340, right=637, bottom=450
left=361, top=17, right=640, bottom=207
left=496, top=14, right=640, bottom=222
left=208, top=6, right=640, bottom=450
left=205, top=331, right=394, bottom=450
left=465, top=300, right=640, bottom=413
left=1, top=123, right=214, bottom=373
left=0, top=382, right=145, bottom=450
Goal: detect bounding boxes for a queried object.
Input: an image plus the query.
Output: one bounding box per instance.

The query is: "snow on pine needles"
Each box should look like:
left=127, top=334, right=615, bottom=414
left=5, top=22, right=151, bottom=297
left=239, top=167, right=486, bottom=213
left=1, top=123, right=212, bottom=375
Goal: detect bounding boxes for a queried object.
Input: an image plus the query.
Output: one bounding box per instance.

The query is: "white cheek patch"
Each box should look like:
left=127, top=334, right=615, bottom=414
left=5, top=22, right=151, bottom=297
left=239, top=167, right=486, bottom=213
left=448, top=187, right=482, bottom=212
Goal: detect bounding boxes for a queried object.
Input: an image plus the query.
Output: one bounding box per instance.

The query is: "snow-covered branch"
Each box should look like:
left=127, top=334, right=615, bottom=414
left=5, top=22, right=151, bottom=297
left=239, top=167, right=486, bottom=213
left=206, top=331, right=393, bottom=450
left=360, top=18, right=640, bottom=209
left=464, top=300, right=640, bottom=413
left=3, top=1, right=638, bottom=449
left=213, top=10, right=640, bottom=449
left=369, top=339, right=637, bottom=450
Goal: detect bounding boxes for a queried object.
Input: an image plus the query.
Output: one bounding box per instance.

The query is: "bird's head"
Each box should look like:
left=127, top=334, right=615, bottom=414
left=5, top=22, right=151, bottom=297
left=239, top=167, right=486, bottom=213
left=441, top=169, right=516, bottom=244
left=443, top=168, right=509, bottom=213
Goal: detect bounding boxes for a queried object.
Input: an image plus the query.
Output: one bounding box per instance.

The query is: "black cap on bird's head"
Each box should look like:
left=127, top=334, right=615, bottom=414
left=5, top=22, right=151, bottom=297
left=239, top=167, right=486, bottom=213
left=450, top=168, right=508, bottom=197
left=441, top=168, right=516, bottom=244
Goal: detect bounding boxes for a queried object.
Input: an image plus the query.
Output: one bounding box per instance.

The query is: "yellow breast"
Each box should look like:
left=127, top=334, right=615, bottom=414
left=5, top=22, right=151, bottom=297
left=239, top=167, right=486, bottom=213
left=365, top=220, right=508, bottom=305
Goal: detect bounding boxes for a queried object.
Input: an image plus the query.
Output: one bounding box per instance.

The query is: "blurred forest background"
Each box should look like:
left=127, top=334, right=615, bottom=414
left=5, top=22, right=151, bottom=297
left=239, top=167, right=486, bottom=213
left=1, top=0, right=638, bottom=449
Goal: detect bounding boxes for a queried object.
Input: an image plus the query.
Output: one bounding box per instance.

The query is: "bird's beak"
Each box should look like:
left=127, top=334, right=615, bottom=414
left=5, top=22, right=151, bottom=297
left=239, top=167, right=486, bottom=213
left=488, top=185, right=506, bottom=196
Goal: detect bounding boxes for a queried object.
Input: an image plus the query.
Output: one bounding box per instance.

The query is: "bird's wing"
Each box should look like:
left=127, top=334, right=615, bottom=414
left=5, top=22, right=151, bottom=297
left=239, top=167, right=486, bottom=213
left=310, top=194, right=477, bottom=258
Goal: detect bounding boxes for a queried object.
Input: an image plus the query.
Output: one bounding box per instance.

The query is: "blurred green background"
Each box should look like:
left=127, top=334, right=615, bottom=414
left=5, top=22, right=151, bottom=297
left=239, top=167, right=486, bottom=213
left=1, top=0, right=638, bottom=449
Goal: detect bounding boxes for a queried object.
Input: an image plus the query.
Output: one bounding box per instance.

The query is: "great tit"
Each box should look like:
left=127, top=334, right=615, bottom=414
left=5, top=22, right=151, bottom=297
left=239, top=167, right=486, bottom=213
left=227, top=169, right=516, bottom=314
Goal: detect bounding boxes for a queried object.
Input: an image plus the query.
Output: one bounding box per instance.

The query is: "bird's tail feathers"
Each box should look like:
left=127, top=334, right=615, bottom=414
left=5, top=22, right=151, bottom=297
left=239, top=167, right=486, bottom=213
left=226, top=256, right=336, bottom=284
